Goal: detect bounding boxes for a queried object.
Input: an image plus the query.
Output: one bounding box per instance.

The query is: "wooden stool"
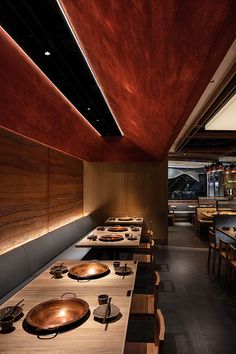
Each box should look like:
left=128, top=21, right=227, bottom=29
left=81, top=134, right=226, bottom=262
left=130, top=271, right=160, bottom=316
left=124, top=309, right=165, bottom=354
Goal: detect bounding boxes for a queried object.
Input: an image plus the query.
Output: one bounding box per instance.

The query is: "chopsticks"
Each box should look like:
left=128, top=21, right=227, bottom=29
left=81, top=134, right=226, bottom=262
left=122, top=263, right=127, bottom=279
left=103, top=297, right=111, bottom=328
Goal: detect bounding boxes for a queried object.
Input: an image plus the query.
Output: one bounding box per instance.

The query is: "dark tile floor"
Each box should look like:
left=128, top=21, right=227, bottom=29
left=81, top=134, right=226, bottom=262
left=127, top=222, right=236, bottom=354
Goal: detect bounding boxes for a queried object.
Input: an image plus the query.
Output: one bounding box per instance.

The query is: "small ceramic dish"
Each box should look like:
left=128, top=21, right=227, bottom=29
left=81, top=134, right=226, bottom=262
left=115, top=266, right=132, bottom=275
left=93, top=303, right=120, bottom=320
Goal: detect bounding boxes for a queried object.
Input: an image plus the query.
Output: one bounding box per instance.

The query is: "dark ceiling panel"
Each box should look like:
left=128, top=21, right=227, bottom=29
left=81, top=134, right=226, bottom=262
left=0, top=0, right=121, bottom=136
left=0, top=27, right=154, bottom=162
left=60, top=0, right=236, bottom=160
left=0, top=26, right=100, bottom=161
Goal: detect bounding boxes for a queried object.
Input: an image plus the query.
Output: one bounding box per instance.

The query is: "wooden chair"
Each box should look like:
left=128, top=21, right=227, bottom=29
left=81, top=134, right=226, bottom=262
left=207, top=228, right=219, bottom=273
left=133, top=239, right=154, bottom=265
left=228, top=244, right=236, bottom=288
left=124, top=309, right=165, bottom=354
left=217, top=238, right=230, bottom=284
left=138, top=230, right=154, bottom=252
left=130, top=271, right=160, bottom=316
left=141, top=229, right=153, bottom=242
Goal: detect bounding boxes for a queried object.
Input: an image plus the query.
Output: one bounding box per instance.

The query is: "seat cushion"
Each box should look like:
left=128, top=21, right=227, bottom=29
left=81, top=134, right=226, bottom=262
left=230, top=260, right=236, bottom=269
left=133, top=254, right=151, bottom=263
left=124, top=341, right=156, bottom=354
left=139, top=243, right=151, bottom=250
left=130, top=294, right=154, bottom=315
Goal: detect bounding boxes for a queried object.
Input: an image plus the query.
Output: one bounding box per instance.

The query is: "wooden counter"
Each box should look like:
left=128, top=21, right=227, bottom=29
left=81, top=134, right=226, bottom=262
left=0, top=260, right=138, bottom=353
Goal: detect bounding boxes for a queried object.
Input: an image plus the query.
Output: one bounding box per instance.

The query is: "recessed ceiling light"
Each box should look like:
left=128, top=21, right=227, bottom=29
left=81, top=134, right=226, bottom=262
left=96, top=119, right=99, bottom=122
left=87, top=107, right=91, bottom=111
left=44, top=51, right=51, bottom=56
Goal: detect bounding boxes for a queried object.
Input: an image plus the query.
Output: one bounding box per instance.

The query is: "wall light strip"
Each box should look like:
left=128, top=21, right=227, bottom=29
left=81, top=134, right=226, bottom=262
left=1, top=26, right=101, bottom=137
left=56, top=0, right=124, bottom=136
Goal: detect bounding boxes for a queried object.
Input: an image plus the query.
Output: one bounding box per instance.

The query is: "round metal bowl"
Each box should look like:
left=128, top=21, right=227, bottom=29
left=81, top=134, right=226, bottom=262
left=99, top=234, right=124, bottom=242
left=131, top=227, right=140, bottom=231
left=25, top=294, right=89, bottom=331
left=107, top=226, right=128, bottom=232
left=68, top=262, right=110, bottom=280
left=117, top=217, right=134, bottom=221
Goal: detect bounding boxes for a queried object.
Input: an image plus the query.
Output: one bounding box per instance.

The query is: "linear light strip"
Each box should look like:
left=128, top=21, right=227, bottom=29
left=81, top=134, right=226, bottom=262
left=56, top=0, right=124, bottom=136
left=1, top=26, right=101, bottom=137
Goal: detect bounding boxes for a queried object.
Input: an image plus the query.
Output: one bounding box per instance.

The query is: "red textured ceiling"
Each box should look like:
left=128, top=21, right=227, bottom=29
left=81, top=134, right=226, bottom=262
left=60, top=0, right=236, bottom=160
left=0, top=27, right=152, bottom=162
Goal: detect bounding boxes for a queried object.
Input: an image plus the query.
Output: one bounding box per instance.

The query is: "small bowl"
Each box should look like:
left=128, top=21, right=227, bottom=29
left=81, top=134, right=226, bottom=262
left=0, top=315, right=15, bottom=333
left=53, top=269, right=63, bottom=279
left=98, top=294, right=108, bottom=305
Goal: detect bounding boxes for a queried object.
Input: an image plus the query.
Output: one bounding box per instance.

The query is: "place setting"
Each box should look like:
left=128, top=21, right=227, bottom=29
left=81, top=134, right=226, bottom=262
left=93, top=295, right=121, bottom=331
left=125, top=232, right=138, bottom=241
left=0, top=299, right=24, bottom=334
left=50, top=263, right=68, bottom=279
left=113, top=261, right=133, bottom=278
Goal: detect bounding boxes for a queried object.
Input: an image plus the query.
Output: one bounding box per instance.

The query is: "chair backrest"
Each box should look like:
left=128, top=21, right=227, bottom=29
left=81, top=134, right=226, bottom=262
left=219, top=238, right=230, bottom=257
left=154, top=309, right=165, bottom=353
left=153, top=271, right=160, bottom=313
left=229, top=244, right=236, bottom=262
left=208, top=229, right=216, bottom=246
left=142, top=229, right=153, bottom=240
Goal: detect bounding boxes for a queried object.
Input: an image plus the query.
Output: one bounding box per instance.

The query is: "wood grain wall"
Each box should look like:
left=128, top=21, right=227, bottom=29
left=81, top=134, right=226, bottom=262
left=0, top=128, right=83, bottom=255
left=84, top=161, right=168, bottom=243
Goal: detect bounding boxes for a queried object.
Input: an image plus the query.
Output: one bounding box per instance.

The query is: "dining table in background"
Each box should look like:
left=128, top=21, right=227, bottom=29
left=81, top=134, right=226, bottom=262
left=217, top=227, right=236, bottom=242
left=0, top=260, right=138, bottom=353
left=75, top=226, right=142, bottom=259
left=104, top=217, right=143, bottom=225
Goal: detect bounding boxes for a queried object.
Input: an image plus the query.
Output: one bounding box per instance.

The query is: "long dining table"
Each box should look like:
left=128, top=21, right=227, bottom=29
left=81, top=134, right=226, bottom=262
left=0, top=259, right=138, bottom=353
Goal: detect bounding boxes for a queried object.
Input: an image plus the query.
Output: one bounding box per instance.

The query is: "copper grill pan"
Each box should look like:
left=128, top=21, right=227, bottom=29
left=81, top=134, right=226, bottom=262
left=25, top=293, right=89, bottom=331
left=107, top=226, right=128, bottom=232
left=99, top=234, right=124, bottom=242
left=68, top=262, right=110, bottom=280
left=117, top=217, right=134, bottom=221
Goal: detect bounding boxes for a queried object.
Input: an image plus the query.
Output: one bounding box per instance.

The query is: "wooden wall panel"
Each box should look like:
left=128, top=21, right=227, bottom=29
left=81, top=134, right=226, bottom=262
left=0, top=129, right=48, bottom=254
left=0, top=128, right=83, bottom=255
left=48, top=150, right=83, bottom=231
left=84, top=161, right=168, bottom=243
